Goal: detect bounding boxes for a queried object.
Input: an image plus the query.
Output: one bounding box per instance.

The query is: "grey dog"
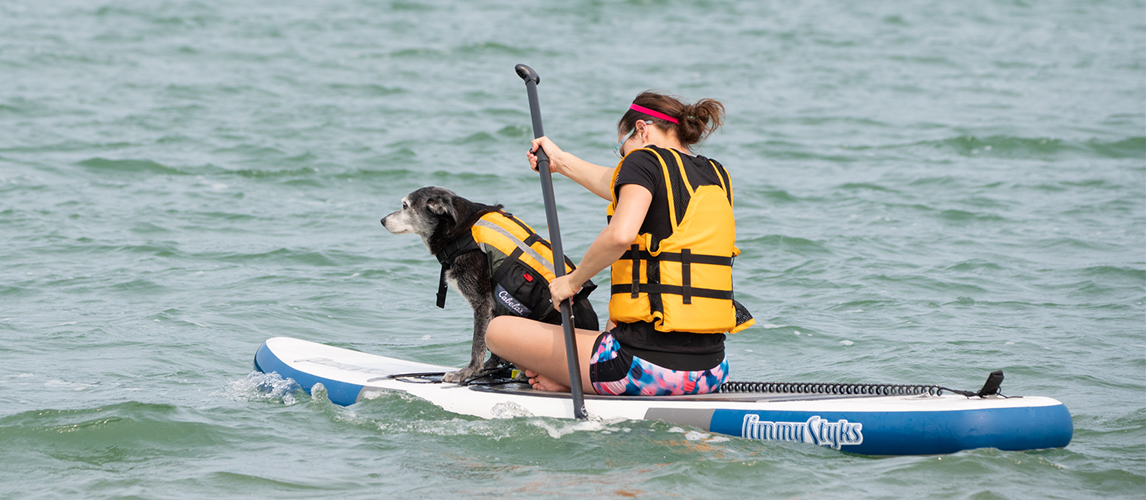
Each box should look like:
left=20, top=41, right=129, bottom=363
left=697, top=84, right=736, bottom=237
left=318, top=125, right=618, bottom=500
left=381, top=186, right=598, bottom=383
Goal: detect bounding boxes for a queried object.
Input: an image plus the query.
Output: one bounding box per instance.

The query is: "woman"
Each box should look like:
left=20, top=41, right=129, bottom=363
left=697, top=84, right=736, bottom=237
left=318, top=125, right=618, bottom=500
left=486, top=91, right=753, bottom=396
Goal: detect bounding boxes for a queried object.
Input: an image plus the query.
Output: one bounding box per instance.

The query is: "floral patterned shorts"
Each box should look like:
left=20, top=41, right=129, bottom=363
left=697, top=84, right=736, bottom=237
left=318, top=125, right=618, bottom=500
left=588, top=331, right=728, bottom=396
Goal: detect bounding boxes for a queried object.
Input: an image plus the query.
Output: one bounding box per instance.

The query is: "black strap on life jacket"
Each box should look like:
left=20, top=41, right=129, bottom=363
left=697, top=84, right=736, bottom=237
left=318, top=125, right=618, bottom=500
left=619, top=247, right=734, bottom=266
left=610, top=284, right=734, bottom=300
left=434, top=233, right=481, bottom=309
left=682, top=248, right=691, bottom=304
left=489, top=246, right=528, bottom=296
left=619, top=246, right=734, bottom=304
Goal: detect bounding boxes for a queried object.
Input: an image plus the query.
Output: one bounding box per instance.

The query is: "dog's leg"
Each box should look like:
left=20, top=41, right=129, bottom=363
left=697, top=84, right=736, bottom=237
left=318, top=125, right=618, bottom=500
left=442, top=302, right=494, bottom=383
left=442, top=252, right=495, bottom=383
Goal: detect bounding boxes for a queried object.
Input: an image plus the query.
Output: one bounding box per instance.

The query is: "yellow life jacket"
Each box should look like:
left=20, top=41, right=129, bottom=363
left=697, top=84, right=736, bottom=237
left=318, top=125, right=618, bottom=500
left=435, top=210, right=598, bottom=329
left=607, top=148, right=754, bottom=334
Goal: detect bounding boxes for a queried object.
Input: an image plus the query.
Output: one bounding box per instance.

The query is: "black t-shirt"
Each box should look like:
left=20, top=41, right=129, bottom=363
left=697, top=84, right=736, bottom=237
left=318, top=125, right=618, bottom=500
left=609, top=146, right=729, bottom=370
left=612, top=147, right=730, bottom=244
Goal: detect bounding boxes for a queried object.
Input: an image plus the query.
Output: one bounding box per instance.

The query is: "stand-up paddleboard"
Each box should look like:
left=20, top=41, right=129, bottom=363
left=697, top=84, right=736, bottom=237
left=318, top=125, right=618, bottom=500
left=254, top=337, right=1072, bottom=456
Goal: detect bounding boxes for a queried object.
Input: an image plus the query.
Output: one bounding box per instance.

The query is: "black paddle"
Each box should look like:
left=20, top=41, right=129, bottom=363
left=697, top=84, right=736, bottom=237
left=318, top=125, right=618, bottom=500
left=514, top=64, right=587, bottom=420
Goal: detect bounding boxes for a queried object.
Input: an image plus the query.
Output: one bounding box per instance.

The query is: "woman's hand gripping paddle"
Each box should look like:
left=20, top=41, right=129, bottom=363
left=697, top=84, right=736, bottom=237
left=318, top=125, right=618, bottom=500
left=514, top=64, right=587, bottom=420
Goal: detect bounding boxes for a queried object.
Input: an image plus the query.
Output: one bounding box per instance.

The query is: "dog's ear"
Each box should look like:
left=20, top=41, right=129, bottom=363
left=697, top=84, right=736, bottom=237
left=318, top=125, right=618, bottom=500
left=426, top=195, right=458, bottom=222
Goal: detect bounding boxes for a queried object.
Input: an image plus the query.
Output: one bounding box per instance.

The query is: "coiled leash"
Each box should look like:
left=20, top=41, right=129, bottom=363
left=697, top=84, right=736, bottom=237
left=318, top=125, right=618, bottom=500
left=390, top=369, right=1008, bottom=398
left=719, top=369, right=1007, bottom=398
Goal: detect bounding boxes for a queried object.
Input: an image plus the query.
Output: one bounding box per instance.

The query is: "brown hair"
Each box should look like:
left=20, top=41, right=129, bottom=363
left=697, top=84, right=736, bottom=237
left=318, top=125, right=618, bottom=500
left=617, top=91, right=726, bottom=147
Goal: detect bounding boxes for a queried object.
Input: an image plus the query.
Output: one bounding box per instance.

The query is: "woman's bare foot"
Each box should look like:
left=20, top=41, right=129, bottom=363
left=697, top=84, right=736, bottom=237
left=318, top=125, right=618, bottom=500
left=524, top=369, right=570, bottom=392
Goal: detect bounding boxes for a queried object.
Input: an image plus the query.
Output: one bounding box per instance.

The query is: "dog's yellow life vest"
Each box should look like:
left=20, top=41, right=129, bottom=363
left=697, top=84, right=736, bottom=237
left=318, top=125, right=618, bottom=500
left=607, top=148, right=754, bottom=334
left=435, top=210, right=597, bottom=328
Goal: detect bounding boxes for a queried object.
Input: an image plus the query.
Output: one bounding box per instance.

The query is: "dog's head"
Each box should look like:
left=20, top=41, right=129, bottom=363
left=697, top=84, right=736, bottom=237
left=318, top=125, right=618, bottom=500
left=382, top=186, right=493, bottom=253
left=381, top=185, right=459, bottom=234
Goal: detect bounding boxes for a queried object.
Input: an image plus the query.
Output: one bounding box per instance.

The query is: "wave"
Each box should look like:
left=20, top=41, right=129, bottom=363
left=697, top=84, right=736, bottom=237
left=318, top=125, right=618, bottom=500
left=946, top=259, right=1006, bottom=273
left=324, top=82, right=405, bottom=97
left=741, top=234, right=833, bottom=255
left=454, top=42, right=529, bottom=57
left=1074, top=265, right=1146, bottom=282
left=907, top=135, right=1146, bottom=160
left=837, top=182, right=900, bottom=194
left=214, top=248, right=356, bottom=267
left=936, top=208, right=1007, bottom=223
left=745, top=135, right=1144, bottom=163
left=0, top=402, right=233, bottom=459
left=76, top=158, right=187, bottom=175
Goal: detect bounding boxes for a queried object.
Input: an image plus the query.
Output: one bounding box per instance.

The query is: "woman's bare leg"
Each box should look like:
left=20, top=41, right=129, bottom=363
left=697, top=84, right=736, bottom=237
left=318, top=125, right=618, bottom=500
left=485, top=316, right=600, bottom=394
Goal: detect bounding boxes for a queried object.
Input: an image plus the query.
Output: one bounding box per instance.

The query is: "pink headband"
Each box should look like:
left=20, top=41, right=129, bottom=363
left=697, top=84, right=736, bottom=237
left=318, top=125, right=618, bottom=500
left=630, top=103, right=679, bottom=124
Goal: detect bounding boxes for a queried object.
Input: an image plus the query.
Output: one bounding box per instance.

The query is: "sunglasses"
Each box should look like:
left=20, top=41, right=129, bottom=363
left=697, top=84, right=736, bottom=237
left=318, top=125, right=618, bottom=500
left=614, top=120, right=652, bottom=159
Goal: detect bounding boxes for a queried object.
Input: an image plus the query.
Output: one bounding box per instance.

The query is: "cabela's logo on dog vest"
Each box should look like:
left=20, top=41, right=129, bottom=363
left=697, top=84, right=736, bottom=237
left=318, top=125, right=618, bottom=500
left=495, top=284, right=531, bottom=317
left=435, top=210, right=596, bottom=326
left=608, top=147, right=754, bottom=334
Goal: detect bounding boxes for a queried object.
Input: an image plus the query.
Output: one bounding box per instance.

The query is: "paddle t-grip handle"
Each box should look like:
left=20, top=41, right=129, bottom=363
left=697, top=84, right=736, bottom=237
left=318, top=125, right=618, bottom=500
left=515, top=64, right=540, bottom=85
left=516, top=64, right=549, bottom=169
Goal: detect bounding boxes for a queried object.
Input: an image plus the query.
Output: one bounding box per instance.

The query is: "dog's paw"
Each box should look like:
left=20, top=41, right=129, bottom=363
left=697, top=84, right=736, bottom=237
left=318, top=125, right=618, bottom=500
left=442, top=368, right=475, bottom=384
left=483, top=355, right=507, bottom=370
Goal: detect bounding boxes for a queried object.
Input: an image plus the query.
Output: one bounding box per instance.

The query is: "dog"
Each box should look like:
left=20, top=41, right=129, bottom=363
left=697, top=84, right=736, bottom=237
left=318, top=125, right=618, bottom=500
left=380, top=186, right=598, bottom=383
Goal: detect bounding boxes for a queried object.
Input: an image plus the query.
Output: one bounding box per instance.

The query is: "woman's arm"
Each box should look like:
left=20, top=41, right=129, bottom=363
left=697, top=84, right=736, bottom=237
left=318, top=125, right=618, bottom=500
left=529, top=137, right=615, bottom=201
left=548, top=183, right=652, bottom=303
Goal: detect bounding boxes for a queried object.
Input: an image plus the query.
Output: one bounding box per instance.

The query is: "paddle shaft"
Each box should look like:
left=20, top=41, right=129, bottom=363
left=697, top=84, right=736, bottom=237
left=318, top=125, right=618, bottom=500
left=514, top=64, right=587, bottom=419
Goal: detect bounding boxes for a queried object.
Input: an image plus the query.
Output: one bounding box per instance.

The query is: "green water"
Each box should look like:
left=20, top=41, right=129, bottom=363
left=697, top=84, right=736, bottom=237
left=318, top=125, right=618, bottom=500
left=1, top=0, right=1143, bottom=498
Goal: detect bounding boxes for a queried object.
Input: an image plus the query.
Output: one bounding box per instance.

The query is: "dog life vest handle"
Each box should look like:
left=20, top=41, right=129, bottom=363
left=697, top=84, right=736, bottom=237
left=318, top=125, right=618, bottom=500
left=515, top=64, right=587, bottom=420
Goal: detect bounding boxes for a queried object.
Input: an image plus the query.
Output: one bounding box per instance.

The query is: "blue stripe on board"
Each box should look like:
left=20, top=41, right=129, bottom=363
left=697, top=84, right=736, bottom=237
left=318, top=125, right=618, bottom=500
left=709, top=404, right=1073, bottom=455
left=254, top=341, right=365, bottom=406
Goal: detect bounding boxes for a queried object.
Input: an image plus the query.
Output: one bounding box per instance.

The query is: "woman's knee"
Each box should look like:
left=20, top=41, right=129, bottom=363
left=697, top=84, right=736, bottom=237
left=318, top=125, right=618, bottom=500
left=487, top=316, right=535, bottom=353
left=486, top=316, right=513, bottom=353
